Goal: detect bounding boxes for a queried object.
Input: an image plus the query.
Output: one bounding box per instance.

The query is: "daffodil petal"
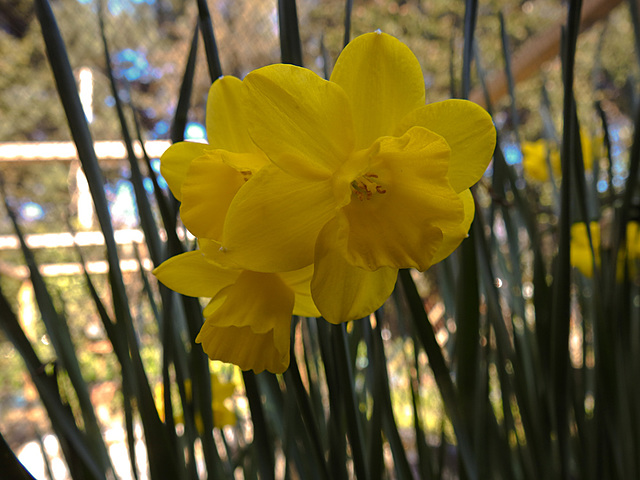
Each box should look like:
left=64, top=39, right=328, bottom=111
left=180, top=151, right=247, bottom=240
left=206, top=76, right=261, bottom=154
left=342, top=127, right=462, bottom=271
left=196, top=324, right=290, bottom=374
left=221, top=164, right=337, bottom=272
left=203, top=295, right=226, bottom=317
left=196, top=270, right=294, bottom=373
left=396, top=100, right=495, bottom=193
left=153, top=251, right=239, bottom=298
left=204, top=271, right=294, bottom=333
left=312, top=218, right=398, bottom=324
left=279, top=265, right=321, bottom=317
left=430, top=189, right=475, bottom=265
left=330, top=31, right=425, bottom=149
left=220, top=151, right=269, bottom=172
left=160, top=142, right=207, bottom=200
left=244, top=64, right=354, bottom=179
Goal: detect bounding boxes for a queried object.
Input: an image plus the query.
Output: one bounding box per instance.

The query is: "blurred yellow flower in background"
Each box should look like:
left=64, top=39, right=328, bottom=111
left=522, top=131, right=599, bottom=183
left=570, top=222, right=601, bottom=278
left=155, top=372, right=237, bottom=430
left=521, top=140, right=561, bottom=182
left=570, top=221, right=640, bottom=280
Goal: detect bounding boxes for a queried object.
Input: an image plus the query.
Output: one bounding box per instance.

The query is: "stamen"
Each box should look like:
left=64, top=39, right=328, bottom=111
left=350, top=173, right=386, bottom=201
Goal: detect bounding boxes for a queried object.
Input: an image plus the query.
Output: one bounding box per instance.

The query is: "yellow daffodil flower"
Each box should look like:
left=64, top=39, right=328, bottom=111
left=153, top=243, right=319, bottom=373
left=580, top=129, right=600, bottom=173
left=217, top=32, right=495, bottom=322
left=157, top=373, right=238, bottom=430
left=179, top=374, right=237, bottom=430
left=160, top=75, right=268, bottom=241
left=522, top=131, right=598, bottom=183
left=570, top=222, right=601, bottom=278
left=208, top=374, right=237, bottom=429
left=522, top=140, right=561, bottom=182
left=571, top=221, right=640, bottom=280
left=156, top=76, right=315, bottom=373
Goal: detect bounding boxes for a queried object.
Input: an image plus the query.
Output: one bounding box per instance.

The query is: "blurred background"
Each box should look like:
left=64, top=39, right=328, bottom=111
left=1, top=0, right=639, bottom=478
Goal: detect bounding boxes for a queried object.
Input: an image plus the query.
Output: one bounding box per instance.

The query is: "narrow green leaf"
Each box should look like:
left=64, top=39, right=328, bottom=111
left=175, top=293, right=225, bottom=478
left=284, top=346, right=330, bottom=479
left=3, top=196, right=114, bottom=477
left=454, top=230, right=480, bottom=429
left=171, top=23, right=199, bottom=144
left=595, top=101, right=616, bottom=206
left=330, top=323, right=368, bottom=479
left=552, top=2, right=583, bottom=476
left=409, top=340, right=435, bottom=480
left=315, top=320, right=349, bottom=480
left=361, top=319, right=384, bottom=480
left=0, top=432, right=37, bottom=480
left=243, top=371, right=275, bottom=480
left=97, top=3, right=163, bottom=266
left=196, top=0, right=222, bottom=82
left=461, top=0, right=478, bottom=99
left=398, top=269, right=477, bottom=480
left=320, top=34, right=331, bottom=80
left=278, top=0, right=303, bottom=66
left=343, top=0, right=353, bottom=47
left=34, top=2, right=183, bottom=476
left=499, top=12, right=521, bottom=143
left=130, top=106, right=176, bottom=251
left=0, top=286, right=105, bottom=479
left=370, top=311, right=414, bottom=480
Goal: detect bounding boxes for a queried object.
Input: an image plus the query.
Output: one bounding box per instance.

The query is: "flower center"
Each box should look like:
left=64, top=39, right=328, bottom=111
left=350, top=173, right=386, bottom=201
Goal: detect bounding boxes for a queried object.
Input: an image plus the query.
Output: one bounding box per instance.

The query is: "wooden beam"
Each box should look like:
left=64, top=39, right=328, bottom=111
left=469, top=0, right=626, bottom=107
left=0, top=140, right=172, bottom=163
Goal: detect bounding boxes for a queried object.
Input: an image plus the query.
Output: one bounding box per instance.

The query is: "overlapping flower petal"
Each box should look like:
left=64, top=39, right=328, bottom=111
left=330, top=31, right=426, bottom=149
left=395, top=100, right=496, bottom=193
left=312, top=218, right=398, bottom=324
left=197, top=324, right=290, bottom=374
left=220, top=164, right=338, bottom=272
left=180, top=151, right=248, bottom=240
left=340, top=126, right=460, bottom=271
left=206, top=76, right=261, bottom=154
left=244, top=64, right=354, bottom=179
left=152, top=250, right=239, bottom=298
left=160, top=142, right=207, bottom=201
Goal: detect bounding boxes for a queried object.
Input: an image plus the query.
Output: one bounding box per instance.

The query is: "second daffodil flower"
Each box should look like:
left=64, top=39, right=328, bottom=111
left=154, top=241, right=319, bottom=374
left=218, top=31, right=496, bottom=323
left=154, top=74, right=318, bottom=374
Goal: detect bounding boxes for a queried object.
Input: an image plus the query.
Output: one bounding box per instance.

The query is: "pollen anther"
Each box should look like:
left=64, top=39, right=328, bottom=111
left=350, top=173, right=386, bottom=201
